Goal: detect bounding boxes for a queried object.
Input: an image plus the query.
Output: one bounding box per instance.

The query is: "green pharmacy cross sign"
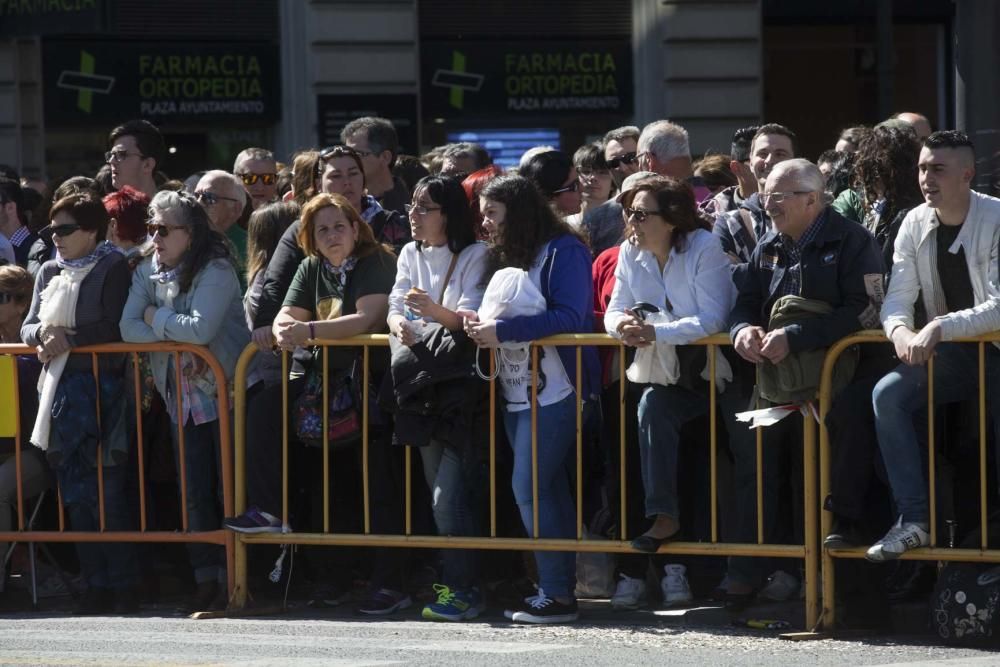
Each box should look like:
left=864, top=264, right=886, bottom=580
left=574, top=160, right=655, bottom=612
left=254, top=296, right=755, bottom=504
left=56, top=50, right=115, bottom=113
left=430, top=51, right=485, bottom=111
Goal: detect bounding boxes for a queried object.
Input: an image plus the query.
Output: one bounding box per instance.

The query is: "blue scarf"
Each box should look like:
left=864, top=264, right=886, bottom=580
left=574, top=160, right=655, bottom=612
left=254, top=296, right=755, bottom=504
left=57, top=240, right=114, bottom=270
left=150, top=259, right=183, bottom=286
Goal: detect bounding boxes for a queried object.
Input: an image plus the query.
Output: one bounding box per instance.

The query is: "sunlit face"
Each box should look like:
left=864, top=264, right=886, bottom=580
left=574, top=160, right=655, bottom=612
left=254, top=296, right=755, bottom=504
left=235, top=157, right=278, bottom=209
left=604, top=137, right=639, bottom=186
left=343, top=132, right=387, bottom=181
left=321, top=156, right=365, bottom=213
left=195, top=174, right=244, bottom=232
left=578, top=164, right=614, bottom=206
left=313, top=206, right=358, bottom=266
left=408, top=186, right=447, bottom=246
left=627, top=190, right=673, bottom=252
left=751, top=134, right=794, bottom=188
left=918, top=146, right=974, bottom=210
left=149, top=208, right=191, bottom=269
left=762, top=173, right=818, bottom=240
left=50, top=210, right=98, bottom=261
left=552, top=167, right=582, bottom=216
left=108, top=135, right=151, bottom=191
left=479, top=197, right=506, bottom=245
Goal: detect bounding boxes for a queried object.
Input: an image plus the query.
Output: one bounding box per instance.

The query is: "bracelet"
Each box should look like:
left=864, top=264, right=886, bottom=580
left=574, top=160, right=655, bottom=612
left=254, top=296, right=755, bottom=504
left=308, top=321, right=316, bottom=340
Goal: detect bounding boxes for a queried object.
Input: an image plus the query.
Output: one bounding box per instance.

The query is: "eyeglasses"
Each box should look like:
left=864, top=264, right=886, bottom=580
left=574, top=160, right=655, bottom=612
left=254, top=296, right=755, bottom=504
left=405, top=204, right=442, bottom=216
left=194, top=190, right=242, bottom=206
left=238, top=172, right=277, bottom=186
left=146, top=222, right=188, bottom=238
left=760, top=191, right=810, bottom=204
left=625, top=208, right=662, bottom=223
left=552, top=179, right=580, bottom=195
left=105, top=150, right=145, bottom=163
left=48, top=223, right=81, bottom=238
left=577, top=168, right=610, bottom=179
left=606, top=152, right=638, bottom=170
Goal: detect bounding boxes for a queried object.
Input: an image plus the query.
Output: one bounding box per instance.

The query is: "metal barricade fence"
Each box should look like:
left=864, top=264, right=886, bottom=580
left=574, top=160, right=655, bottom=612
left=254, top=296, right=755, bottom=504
left=818, top=330, right=1000, bottom=631
left=230, top=333, right=821, bottom=629
left=0, top=343, right=235, bottom=598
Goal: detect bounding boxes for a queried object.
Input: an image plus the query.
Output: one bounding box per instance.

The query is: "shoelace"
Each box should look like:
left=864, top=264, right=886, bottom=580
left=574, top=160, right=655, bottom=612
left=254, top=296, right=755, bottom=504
left=526, top=588, right=553, bottom=610
left=433, top=584, right=455, bottom=605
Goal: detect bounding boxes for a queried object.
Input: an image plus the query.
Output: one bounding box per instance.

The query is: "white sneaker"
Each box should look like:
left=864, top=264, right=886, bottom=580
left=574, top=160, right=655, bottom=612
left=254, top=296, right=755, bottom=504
left=758, top=570, right=799, bottom=602
left=610, top=573, right=647, bottom=610
left=866, top=516, right=930, bottom=562
left=660, top=564, right=693, bottom=607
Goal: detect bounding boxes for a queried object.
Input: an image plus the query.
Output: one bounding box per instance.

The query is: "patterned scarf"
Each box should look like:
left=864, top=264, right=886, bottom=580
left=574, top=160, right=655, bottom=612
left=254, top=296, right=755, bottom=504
left=322, top=255, right=358, bottom=297
left=57, top=240, right=114, bottom=270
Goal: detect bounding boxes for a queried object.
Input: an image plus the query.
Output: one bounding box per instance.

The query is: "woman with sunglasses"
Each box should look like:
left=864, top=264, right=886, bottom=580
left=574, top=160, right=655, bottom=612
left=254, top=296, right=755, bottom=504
left=386, top=175, right=489, bottom=621
left=603, top=178, right=736, bottom=605
left=519, top=150, right=582, bottom=219
left=465, top=175, right=600, bottom=624
left=120, top=190, right=249, bottom=612
left=20, top=193, right=139, bottom=613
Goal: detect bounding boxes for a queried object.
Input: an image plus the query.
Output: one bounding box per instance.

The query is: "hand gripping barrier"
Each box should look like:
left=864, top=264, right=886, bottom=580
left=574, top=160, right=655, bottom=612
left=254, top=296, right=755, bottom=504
left=0, top=342, right=235, bottom=600
left=230, top=333, right=821, bottom=629
left=818, top=330, right=1000, bottom=631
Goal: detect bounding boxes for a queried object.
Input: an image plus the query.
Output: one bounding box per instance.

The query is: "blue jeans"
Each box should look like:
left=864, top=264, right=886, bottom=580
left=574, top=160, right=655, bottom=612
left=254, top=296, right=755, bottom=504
left=421, top=443, right=487, bottom=590
left=503, top=394, right=577, bottom=599
left=873, top=343, right=1000, bottom=523
left=637, top=384, right=709, bottom=520
left=170, top=419, right=225, bottom=584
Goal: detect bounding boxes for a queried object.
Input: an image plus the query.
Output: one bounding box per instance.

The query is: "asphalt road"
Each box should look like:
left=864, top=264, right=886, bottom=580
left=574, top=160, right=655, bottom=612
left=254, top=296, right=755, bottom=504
left=1, top=612, right=997, bottom=666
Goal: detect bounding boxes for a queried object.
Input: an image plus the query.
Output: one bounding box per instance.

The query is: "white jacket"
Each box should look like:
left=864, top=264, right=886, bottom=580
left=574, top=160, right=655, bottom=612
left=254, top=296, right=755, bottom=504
left=881, top=189, right=1000, bottom=341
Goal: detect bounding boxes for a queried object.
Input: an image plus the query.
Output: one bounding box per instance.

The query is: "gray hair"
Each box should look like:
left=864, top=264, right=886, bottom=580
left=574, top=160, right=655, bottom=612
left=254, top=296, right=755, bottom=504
left=149, top=188, right=201, bottom=219
left=442, top=141, right=492, bottom=170
left=233, top=147, right=275, bottom=172
left=519, top=146, right=557, bottom=169
left=602, top=125, right=640, bottom=147
left=638, top=120, right=691, bottom=161
left=199, top=170, right=247, bottom=206
left=769, top=158, right=826, bottom=194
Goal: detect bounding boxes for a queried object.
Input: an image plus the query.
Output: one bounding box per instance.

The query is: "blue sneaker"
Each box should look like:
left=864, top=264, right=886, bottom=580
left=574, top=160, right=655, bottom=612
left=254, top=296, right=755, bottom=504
left=422, top=584, right=484, bottom=621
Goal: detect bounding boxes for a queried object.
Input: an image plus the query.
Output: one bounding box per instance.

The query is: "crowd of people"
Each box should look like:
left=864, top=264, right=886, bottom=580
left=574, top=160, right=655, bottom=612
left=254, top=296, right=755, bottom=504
left=0, top=109, right=997, bottom=628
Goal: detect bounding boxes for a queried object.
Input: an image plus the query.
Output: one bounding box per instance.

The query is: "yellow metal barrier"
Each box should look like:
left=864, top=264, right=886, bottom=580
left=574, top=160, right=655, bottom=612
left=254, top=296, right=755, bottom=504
left=230, top=333, right=821, bottom=628
left=818, top=331, right=1000, bottom=631
left=0, top=342, right=236, bottom=598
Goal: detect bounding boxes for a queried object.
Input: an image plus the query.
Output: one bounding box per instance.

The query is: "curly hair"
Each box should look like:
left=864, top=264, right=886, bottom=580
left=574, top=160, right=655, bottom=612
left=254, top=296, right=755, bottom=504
left=852, top=125, right=922, bottom=221
left=477, top=174, right=581, bottom=286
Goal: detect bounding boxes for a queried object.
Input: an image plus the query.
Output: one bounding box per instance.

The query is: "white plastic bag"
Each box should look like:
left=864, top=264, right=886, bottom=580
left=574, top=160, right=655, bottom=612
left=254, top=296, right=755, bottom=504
left=475, top=268, right=547, bottom=386
left=625, top=311, right=681, bottom=386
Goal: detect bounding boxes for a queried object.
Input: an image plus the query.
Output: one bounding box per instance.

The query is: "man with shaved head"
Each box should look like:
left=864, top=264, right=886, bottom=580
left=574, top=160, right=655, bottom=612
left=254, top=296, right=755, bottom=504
left=892, top=112, right=933, bottom=141
left=194, top=170, right=249, bottom=287
left=867, top=131, right=1000, bottom=562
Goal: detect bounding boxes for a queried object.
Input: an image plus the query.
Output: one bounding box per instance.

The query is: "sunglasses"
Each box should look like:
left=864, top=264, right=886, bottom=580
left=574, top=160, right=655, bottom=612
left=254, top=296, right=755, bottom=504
left=625, top=207, right=662, bottom=223
left=552, top=179, right=580, bottom=195
left=238, top=172, right=277, bottom=186
left=48, top=223, right=81, bottom=238
left=146, top=222, right=188, bottom=238
left=606, top=152, right=638, bottom=170
left=194, top=190, right=242, bottom=206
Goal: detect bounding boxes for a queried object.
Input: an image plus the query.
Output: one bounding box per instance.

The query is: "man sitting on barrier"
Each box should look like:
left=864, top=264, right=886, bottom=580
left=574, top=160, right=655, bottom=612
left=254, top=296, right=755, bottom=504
left=729, top=159, right=883, bottom=596
left=867, top=131, right=1000, bottom=562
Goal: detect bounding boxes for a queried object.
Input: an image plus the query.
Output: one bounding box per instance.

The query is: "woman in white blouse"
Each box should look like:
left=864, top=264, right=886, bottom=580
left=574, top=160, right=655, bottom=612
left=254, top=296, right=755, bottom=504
left=605, top=177, right=736, bottom=562
left=386, top=175, right=489, bottom=621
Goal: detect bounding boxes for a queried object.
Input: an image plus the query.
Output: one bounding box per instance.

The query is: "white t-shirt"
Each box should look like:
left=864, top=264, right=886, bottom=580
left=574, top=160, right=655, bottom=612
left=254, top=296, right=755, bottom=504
left=388, top=241, right=489, bottom=323
left=499, top=243, right=573, bottom=412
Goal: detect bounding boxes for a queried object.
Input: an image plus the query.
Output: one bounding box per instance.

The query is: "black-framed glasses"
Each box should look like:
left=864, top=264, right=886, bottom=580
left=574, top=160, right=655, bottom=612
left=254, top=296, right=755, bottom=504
left=606, top=152, right=638, bottom=169
left=105, top=149, right=145, bottom=164
left=48, top=223, right=81, bottom=238
left=625, top=207, right=662, bottom=223
left=238, top=172, right=277, bottom=186
left=405, top=203, right=442, bottom=216
left=194, top=190, right=241, bottom=206
left=146, top=222, right=188, bottom=238
left=552, top=179, right=580, bottom=194
left=760, top=191, right=810, bottom=204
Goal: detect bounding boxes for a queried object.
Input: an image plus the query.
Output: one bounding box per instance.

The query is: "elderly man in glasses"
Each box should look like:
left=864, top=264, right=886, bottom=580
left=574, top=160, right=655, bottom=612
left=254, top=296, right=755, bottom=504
left=636, top=121, right=711, bottom=205
left=233, top=147, right=278, bottom=209
left=194, top=170, right=249, bottom=289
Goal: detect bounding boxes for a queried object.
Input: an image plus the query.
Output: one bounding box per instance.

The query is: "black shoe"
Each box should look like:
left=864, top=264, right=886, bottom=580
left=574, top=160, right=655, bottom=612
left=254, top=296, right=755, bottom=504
left=505, top=592, right=578, bottom=624
left=824, top=516, right=859, bottom=550
left=183, top=581, right=220, bottom=614
left=74, top=588, right=114, bottom=615
left=113, top=588, right=140, bottom=614
left=631, top=530, right=678, bottom=554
